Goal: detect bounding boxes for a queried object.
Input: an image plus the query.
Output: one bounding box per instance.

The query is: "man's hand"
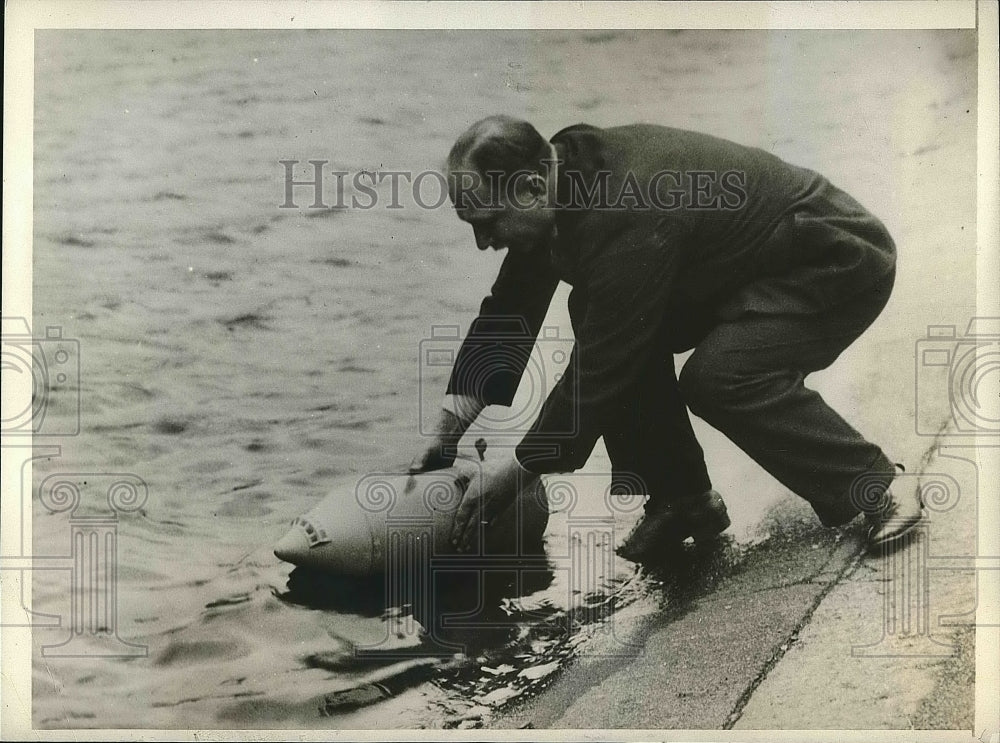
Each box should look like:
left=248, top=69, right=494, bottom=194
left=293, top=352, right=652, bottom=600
left=451, top=455, right=539, bottom=552
left=408, top=409, right=464, bottom=474
left=409, top=444, right=458, bottom=475
left=409, top=396, right=486, bottom=474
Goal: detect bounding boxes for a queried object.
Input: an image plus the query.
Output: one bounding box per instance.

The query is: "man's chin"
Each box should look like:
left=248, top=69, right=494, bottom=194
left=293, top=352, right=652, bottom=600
left=507, top=238, right=548, bottom=255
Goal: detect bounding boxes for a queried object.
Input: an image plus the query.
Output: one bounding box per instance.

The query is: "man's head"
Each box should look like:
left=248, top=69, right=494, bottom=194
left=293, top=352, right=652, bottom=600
left=447, top=116, right=557, bottom=255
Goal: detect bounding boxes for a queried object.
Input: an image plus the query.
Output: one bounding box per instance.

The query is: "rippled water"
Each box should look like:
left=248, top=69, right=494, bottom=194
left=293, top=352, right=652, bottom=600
left=28, top=29, right=976, bottom=728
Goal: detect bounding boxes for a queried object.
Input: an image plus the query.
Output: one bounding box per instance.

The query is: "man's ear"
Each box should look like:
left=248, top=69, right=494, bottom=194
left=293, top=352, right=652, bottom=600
left=526, top=172, right=548, bottom=200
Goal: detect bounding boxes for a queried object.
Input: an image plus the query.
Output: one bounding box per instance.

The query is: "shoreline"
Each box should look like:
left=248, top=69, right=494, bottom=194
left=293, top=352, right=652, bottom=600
left=491, top=441, right=977, bottom=731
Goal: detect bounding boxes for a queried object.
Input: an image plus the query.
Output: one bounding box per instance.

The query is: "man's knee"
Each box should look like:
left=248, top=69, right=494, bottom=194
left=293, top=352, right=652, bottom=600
left=679, top=349, right=730, bottom=417
left=680, top=347, right=783, bottom=418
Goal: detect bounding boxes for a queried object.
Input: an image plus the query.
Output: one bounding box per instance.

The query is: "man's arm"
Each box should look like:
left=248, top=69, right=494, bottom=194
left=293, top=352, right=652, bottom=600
left=412, top=250, right=559, bottom=473
left=446, top=250, right=560, bottom=406
left=409, top=395, right=486, bottom=474
left=515, top=223, right=681, bottom=475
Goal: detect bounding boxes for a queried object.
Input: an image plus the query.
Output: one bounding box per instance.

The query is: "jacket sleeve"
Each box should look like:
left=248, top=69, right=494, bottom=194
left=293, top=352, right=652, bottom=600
left=446, top=250, right=560, bottom=406
left=515, top=224, right=681, bottom=474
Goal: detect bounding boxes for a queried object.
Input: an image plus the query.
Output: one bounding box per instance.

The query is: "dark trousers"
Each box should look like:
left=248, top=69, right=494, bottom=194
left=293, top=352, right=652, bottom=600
left=603, top=270, right=896, bottom=526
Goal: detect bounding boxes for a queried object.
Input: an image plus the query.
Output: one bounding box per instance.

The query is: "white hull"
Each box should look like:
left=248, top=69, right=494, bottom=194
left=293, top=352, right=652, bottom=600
left=274, top=461, right=550, bottom=576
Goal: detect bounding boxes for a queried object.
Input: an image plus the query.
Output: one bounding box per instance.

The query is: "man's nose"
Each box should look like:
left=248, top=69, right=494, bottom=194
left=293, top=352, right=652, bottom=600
left=473, top=228, right=493, bottom=251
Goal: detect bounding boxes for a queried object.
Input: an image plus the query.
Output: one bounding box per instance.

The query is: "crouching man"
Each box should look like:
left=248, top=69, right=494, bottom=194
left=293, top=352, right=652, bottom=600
left=411, top=116, right=922, bottom=561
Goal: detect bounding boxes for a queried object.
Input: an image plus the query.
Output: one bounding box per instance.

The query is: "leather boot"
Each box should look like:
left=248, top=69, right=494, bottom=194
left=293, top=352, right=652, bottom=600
left=617, top=489, right=730, bottom=563
left=866, top=465, right=925, bottom=551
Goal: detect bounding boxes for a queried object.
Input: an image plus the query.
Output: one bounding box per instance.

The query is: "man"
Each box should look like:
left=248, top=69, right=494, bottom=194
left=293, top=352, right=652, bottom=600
left=410, top=115, right=923, bottom=560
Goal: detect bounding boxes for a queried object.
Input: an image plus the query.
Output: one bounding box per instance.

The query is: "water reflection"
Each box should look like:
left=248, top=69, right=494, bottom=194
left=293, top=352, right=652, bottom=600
left=274, top=534, right=748, bottom=720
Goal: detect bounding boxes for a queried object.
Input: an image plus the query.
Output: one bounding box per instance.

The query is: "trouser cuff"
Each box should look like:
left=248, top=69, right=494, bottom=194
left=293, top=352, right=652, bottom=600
left=813, top=452, right=896, bottom=527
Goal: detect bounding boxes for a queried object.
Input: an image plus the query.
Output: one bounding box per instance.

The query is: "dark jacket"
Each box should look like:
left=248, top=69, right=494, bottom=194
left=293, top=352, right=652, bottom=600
left=447, top=123, right=896, bottom=474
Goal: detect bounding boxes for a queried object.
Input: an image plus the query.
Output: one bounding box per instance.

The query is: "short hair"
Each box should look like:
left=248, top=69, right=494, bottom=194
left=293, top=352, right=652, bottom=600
left=447, top=115, right=550, bottom=176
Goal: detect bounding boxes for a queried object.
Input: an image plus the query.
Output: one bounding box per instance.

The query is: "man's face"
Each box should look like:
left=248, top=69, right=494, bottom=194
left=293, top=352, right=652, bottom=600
left=450, top=169, right=556, bottom=255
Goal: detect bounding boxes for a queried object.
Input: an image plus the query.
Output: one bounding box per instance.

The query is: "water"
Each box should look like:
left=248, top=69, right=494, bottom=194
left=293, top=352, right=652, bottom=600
left=28, top=29, right=976, bottom=728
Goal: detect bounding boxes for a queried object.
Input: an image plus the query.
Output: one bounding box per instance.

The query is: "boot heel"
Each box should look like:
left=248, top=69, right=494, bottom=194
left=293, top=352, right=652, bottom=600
left=690, top=510, right=731, bottom=542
